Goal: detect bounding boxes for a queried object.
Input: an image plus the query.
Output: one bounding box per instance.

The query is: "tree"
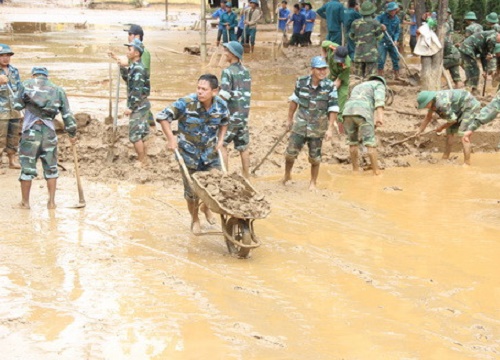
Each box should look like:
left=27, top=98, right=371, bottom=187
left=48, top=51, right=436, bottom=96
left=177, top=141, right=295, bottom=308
left=419, top=0, right=448, bottom=90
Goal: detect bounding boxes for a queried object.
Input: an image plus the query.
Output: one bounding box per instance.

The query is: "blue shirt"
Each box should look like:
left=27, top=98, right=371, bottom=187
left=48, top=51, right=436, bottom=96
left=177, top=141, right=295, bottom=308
left=305, top=9, right=316, bottom=32
left=290, top=13, right=306, bottom=34
left=212, top=8, right=227, bottom=30
left=317, top=0, right=344, bottom=32
left=410, top=14, right=417, bottom=36
left=238, top=7, right=248, bottom=29
left=376, top=12, right=400, bottom=42
left=278, top=8, right=291, bottom=31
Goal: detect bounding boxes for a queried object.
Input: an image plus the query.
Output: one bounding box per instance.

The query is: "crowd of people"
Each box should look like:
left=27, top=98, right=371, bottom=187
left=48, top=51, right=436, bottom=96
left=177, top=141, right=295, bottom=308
left=1, top=1, right=500, bottom=235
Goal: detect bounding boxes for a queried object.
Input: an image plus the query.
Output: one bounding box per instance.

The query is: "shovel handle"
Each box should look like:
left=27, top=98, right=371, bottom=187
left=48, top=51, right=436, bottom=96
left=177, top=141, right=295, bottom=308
left=384, top=30, right=411, bottom=73
left=72, top=144, right=86, bottom=204
left=251, top=129, right=289, bottom=174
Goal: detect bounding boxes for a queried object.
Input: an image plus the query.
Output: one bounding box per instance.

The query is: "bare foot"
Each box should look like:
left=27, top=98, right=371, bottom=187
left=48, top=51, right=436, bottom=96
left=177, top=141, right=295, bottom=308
left=200, top=203, right=216, bottom=225
left=12, top=202, right=30, bottom=210
left=47, top=202, right=57, bottom=210
left=373, top=169, right=381, bottom=176
left=191, top=220, right=201, bottom=235
left=463, top=161, right=471, bottom=167
left=281, top=175, right=292, bottom=185
left=308, top=182, right=317, bottom=191
left=9, top=163, right=21, bottom=169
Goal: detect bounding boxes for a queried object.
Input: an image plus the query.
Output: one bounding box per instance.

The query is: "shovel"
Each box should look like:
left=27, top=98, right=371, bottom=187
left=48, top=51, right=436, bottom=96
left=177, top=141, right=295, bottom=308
left=388, top=129, right=436, bottom=147
left=69, top=144, right=86, bottom=209
left=384, top=30, right=419, bottom=86
left=106, top=66, right=121, bottom=163
left=251, top=128, right=289, bottom=175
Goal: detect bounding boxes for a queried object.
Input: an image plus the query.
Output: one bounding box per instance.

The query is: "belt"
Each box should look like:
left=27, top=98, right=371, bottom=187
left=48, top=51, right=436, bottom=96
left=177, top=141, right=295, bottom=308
left=34, top=120, right=43, bottom=125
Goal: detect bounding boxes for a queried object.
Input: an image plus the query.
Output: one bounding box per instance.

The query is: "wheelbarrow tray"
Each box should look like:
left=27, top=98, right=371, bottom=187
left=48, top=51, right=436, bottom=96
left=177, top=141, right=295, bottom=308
left=191, top=173, right=270, bottom=220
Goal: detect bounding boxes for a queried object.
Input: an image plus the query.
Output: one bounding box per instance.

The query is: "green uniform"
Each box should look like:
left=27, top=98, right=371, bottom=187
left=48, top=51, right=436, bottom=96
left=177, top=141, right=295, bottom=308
left=443, top=23, right=462, bottom=83
left=447, top=15, right=454, bottom=33
left=349, top=15, right=384, bottom=78
left=121, top=60, right=152, bottom=142
left=468, top=90, right=500, bottom=131
left=465, top=22, right=483, bottom=37
left=432, top=90, right=481, bottom=135
left=286, top=75, right=338, bottom=164
left=322, top=41, right=350, bottom=124
left=0, top=64, right=22, bottom=155
left=343, top=79, right=386, bottom=147
left=14, top=75, right=77, bottom=181
left=219, top=62, right=251, bottom=151
left=459, top=31, right=498, bottom=89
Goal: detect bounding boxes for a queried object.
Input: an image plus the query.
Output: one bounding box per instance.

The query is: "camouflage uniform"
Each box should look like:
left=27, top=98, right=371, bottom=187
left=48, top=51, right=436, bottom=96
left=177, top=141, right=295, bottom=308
left=443, top=23, right=462, bottom=83
left=459, top=31, right=498, bottom=89
left=350, top=15, right=384, bottom=77
left=343, top=80, right=385, bottom=147
left=322, top=41, right=350, bottom=123
left=156, top=94, right=229, bottom=200
left=285, top=75, right=338, bottom=165
left=14, top=75, right=77, bottom=181
left=0, top=64, right=22, bottom=156
left=447, top=15, right=454, bottom=33
left=432, top=90, right=481, bottom=135
left=467, top=89, right=500, bottom=131
left=494, top=24, right=500, bottom=33
left=219, top=62, right=251, bottom=152
left=120, top=60, right=152, bottom=143
left=465, top=23, right=483, bottom=38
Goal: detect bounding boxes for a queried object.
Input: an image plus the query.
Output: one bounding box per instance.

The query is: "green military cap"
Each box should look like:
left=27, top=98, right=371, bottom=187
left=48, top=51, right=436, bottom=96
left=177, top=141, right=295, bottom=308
left=417, top=91, right=437, bottom=109
left=386, top=2, right=398, bottom=12
left=124, top=38, right=144, bottom=55
left=360, top=1, right=377, bottom=16
left=223, top=41, right=243, bottom=59
left=494, top=43, right=500, bottom=54
left=368, top=75, right=387, bottom=87
left=464, top=11, right=477, bottom=21
left=486, top=12, right=499, bottom=24
left=0, top=44, right=14, bottom=55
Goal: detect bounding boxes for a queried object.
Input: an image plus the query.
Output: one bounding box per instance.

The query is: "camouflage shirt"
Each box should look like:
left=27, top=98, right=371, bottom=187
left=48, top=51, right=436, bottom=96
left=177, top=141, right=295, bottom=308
left=14, top=75, right=77, bottom=137
left=447, top=15, right=454, bottom=33
left=468, top=89, right=500, bottom=131
left=156, top=94, right=229, bottom=169
left=289, top=75, right=339, bottom=138
left=343, top=80, right=386, bottom=124
left=120, top=60, right=151, bottom=112
left=432, top=90, right=479, bottom=123
left=444, top=23, right=460, bottom=61
left=0, top=64, right=22, bottom=120
left=349, top=16, right=384, bottom=63
left=459, top=31, right=498, bottom=72
left=219, top=62, right=251, bottom=128
left=465, top=22, right=483, bottom=37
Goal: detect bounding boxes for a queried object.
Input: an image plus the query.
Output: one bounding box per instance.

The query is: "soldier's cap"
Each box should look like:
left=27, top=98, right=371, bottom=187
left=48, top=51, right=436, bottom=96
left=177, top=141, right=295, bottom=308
left=124, top=38, right=144, bottom=54
left=31, top=66, right=49, bottom=77
left=310, top=56, right=328, bottom=69
left=0, top=44, right=14, bottom=55
left=486, top=12, right=499, bottom=24
left=494, top=43, right=500, bottom=55
left=333, top=46, right=348, bottom=63
left=124, top=24, right=144, bottom=37
left=223, top=41, right=244, bottom=60
left=249, top=0, right=259, bottom=5
left=226, top=2, right=232, bottom=7
left=447, top=7, right=451, bottom=13
left=417, top=91, right=437, bottom=109
left=368, top=75, right=386, bottom=87
left=359, top=1, right=376, bottom=16
left=321, top=40, right=339, bottom=50
left=386, top=2, right=398, bottom=12
left=464, top=11, right=477, bottom=21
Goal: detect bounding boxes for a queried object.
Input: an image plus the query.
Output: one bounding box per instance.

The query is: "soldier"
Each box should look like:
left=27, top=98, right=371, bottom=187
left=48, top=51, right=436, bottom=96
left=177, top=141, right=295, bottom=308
left=415, top=90, right=481, bottom=165
left=0, top=43, right=21, bottom=169
left=485, top=12, right=500, bottom=33
left=446, top=7, right=454, bottom=34
left=464, top=12, right=483, bottom=38
left=220, top=2, right=238, bottom=43
left=459, top=31, right=499, bottom=95
left=317, top=0, right=344, bottom=44
left=343, top=0, right=361, bottom=59
left=283, top=56, right=338, bottom=191
left=322, top=43, right=350, bottom=128
left=118, top=39, right=152, bottom=167
left=219, top=41, right=252, bottom=179
left=14, top=67, right=77, bottom=209
left=349, top=1, right=384, bottom=78
left=343, top=75, right=386, bottom=176
left=243, top=0, right=262, bottom=53
left=376, top=2, right=401, bottom=79
left=443, top=22, right=463, bottom=88
left=212, top=1, right=228, bottom=47
left=156, top=74, right=229, bottom=234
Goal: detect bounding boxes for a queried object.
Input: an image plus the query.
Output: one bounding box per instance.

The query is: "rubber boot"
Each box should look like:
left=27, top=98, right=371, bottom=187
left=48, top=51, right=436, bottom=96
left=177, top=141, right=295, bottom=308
left=394, top=70, right=401, bottom=80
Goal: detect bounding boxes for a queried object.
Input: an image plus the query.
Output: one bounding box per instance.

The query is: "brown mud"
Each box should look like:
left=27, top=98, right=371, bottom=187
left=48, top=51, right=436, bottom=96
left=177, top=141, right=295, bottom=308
left=0, top=3, right=499, bottom=359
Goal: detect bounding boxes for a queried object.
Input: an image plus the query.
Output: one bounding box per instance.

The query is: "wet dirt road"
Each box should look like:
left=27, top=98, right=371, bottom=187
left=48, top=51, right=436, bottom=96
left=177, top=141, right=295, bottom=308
left=1, top=154, right=499, bottom=359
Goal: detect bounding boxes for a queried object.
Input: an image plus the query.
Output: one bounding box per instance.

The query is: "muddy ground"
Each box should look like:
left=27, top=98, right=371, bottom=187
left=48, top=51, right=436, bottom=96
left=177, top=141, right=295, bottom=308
left=0, top=3, right=499, bottom=360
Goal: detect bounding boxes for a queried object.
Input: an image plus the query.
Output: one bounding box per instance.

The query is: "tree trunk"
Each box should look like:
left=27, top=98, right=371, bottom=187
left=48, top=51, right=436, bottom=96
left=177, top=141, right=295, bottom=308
left=420, top=0, right=448, bottom=90
left=260, top=0, right=271, bottom=23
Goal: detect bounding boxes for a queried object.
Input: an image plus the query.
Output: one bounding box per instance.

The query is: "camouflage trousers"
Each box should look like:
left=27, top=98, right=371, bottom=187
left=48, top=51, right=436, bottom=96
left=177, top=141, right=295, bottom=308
left=444, top=56, right=462, bottom=83
left=352, top=62, right=377, bottom=79
left=0, top=118, right=21, bottom=154
left=129, top=108, right=152, bottom=143
left=19, top=123, right=58, bottom=181
left=337, top=83, right=349, bottom=124
left=224, top=124, right=249, bottom=151
left=285, top=132, right=323, bottom=165
left=461, top=53, right=480, bottom=88
left=446, top=98, right=481, bottom=136
left=343, top=115, right=377, bottom=147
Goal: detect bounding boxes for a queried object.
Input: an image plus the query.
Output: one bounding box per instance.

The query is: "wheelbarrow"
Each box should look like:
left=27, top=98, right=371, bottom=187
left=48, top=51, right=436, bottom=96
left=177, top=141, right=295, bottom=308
left=175, top=149, right=270, bottom=258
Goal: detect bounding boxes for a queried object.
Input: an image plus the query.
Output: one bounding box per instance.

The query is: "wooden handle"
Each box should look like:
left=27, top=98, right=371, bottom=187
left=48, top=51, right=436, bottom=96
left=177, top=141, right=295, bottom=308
left=218, top=149, right=227, bottom=174
left=174, top=148, right=194, bottom=189
left=72, top=144, right=85, bottom=203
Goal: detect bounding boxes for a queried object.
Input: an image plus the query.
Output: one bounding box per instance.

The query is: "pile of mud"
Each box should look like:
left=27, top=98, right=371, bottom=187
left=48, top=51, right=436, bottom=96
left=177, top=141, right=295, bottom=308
left=193, top=170, right=271, bottom=219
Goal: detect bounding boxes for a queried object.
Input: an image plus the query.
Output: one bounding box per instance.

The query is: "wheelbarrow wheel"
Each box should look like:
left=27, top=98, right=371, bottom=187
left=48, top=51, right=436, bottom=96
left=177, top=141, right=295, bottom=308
left=225, top=217, right=252, bottom=258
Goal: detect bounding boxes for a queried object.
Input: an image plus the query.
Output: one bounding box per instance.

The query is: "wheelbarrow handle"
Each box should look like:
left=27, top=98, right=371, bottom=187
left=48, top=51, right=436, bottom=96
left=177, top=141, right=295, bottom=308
left=218, top=149, right=227, bottom=174
left=174, top=148, right=194, bottom=189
